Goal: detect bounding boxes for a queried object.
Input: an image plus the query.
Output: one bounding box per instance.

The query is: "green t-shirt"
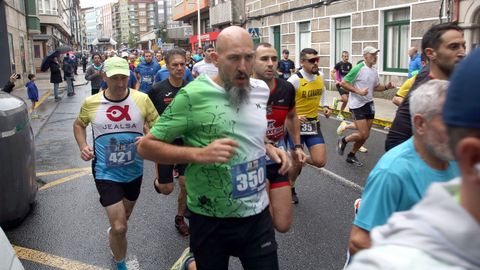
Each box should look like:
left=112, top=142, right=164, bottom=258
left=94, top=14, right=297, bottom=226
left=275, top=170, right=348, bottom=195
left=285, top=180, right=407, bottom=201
left=150, top=74, right=270, bottom=218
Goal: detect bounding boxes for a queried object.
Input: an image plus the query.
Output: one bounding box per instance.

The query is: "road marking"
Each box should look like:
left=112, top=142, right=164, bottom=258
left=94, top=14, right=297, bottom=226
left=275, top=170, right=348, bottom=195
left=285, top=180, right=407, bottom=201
left=39, top=170, right=90, bottom=191
left=36, top=167, right=90, bottom=176
left=308, top=164, right=364, bottom=193
left=13, top=245, right=107, bottom=270
left=28, top=89, right=52, bottom=113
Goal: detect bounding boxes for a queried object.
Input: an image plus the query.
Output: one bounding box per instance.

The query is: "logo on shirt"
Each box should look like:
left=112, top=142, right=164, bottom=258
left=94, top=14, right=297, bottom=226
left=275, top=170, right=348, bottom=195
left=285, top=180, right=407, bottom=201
left=106, top=105, right=131, bottom=122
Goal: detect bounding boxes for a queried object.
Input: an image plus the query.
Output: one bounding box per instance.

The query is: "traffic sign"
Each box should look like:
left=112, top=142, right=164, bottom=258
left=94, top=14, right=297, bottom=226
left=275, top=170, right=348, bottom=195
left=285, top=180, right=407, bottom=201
left=248, top=28, right=260, bottom=38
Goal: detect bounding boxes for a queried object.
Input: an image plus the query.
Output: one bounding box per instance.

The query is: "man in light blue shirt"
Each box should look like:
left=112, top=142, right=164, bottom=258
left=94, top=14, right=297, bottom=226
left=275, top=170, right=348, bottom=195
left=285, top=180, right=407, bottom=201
left=407, top=47, right=422, bottom=78
left=348, top=80, right=460, bottom=256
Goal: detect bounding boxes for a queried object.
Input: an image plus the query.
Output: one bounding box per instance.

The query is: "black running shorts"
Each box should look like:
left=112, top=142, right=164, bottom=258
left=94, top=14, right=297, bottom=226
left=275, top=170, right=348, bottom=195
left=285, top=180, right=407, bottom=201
left=351, top=101, right=375, bottom=120
left=155, top=137, right=186, bottom=184
left=94, top=176, right=142, bottom=207
left=188, top=207, right=278, bottom=270
left=267, top=163, right=290, bottom=189
left=156, top=163, right=187, bottom=184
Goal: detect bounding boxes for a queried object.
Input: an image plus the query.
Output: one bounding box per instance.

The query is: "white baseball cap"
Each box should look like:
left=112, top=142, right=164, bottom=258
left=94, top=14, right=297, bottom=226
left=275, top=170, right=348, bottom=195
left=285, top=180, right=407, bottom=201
left=362, top=46, right=380, bottom=55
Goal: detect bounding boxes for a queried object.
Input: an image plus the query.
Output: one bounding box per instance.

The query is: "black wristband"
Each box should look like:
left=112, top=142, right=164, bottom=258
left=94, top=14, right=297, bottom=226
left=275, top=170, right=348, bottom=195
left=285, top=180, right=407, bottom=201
left=294, top=144, right=303, bottom=149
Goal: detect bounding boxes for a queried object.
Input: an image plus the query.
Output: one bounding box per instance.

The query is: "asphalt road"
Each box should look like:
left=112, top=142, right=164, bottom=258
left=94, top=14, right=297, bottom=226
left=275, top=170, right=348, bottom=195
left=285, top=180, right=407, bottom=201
left=5, top=83, right=388, bottom=270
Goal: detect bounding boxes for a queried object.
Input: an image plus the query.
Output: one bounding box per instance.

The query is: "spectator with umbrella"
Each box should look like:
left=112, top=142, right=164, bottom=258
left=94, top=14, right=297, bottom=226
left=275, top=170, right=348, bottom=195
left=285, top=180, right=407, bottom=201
left=49, top=56, right=62, bottom=101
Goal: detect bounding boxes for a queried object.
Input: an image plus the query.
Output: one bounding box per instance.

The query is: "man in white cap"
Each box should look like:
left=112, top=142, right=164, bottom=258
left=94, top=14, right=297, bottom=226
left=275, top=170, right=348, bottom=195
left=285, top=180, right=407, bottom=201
left=337, top=46, right=395, bottom=167
left=73, top=56, right=158, bottom=270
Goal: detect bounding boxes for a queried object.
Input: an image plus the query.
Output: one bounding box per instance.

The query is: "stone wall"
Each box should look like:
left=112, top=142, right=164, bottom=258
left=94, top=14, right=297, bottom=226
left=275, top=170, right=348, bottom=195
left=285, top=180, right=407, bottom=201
left=5, top=2, right=34, bottom=84
left=246, top=0, right=444, bottom=93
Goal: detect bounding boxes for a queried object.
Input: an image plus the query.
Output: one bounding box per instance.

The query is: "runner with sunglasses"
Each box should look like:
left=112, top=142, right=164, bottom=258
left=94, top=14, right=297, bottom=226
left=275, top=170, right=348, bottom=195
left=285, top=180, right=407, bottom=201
left=287, top=48, right=331, bottom=204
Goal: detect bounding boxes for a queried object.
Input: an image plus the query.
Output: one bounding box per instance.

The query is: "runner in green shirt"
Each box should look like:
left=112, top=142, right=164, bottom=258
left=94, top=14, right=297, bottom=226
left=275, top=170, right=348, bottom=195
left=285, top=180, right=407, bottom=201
left=137, top=26, right=290, bottom=270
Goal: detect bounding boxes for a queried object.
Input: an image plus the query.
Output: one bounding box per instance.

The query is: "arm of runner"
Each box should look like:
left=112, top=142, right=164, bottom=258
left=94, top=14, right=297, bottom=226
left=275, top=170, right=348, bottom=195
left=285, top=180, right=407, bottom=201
left=135, top=72, right=140, bottom=89
left=330, top=68, right=336, bottom=81
left=392, top=96, right=404, bottom=106
left=265, top=143, right=291, bottom=175
left=73, top=119, right=94, bottom=161
left=348, top=225, right=372, bottom=255
left=137, top=133, right=238, bottom=164
left=320, top=87, right=332, bottom=118
left=374, top=82, right=395, bottom=92
left=340, top=80, right=368, bottom=96
left=285, top=108, right=306, bottom=165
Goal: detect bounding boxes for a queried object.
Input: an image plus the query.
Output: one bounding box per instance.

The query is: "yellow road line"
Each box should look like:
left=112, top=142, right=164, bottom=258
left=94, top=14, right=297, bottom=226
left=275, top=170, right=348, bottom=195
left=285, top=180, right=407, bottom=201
left=36, top=167, right=91, bottom=176
left=28, top=89, right=52, bottom=113
left=39, top=171, right=90, bottom=191
left=13, top=245, right=107, bottom=270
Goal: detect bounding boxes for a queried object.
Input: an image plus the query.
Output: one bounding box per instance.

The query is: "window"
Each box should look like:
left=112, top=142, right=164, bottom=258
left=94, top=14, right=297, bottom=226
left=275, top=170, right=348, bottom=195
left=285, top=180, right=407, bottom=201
left=34, top=45, right=41, bottom=58
left=334, top=16, right=351, bottom=64
left=138, top=3, right=146, bottom=9
left=139, top=11, right=146, bottom=16
left=272, top=26, right=280, bottom=59
left=18, top=0, right=25, bottom=13
left=384, top=8, right=410, bottom=72
left=38, top=0, right=57, bottom=15
left=298, top=22, right=311, bottom=56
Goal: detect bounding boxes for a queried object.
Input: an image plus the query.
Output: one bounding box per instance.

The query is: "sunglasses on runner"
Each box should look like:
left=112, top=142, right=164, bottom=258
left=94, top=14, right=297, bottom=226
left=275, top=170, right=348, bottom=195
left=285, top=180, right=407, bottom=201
left=307, top=57, right=320, bottom=64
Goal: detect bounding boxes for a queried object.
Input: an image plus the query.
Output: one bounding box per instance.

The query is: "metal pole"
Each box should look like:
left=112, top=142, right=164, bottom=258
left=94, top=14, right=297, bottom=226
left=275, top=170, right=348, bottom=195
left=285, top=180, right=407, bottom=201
left=197, top=0, right=201, bottom=48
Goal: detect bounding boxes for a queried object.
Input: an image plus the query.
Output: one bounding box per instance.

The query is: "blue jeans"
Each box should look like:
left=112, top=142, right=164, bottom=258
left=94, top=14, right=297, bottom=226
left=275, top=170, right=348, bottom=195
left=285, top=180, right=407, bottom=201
left=66, top=77, right=74, bottom=95
left=53, top=83, right=59, bottom=98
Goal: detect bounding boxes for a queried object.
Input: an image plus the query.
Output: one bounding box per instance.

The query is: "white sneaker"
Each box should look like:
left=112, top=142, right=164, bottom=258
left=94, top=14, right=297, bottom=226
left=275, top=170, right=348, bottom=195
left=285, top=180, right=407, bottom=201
left=358, top=146, right=368, bottom=153
left=337, top=121, right=347, bottom=136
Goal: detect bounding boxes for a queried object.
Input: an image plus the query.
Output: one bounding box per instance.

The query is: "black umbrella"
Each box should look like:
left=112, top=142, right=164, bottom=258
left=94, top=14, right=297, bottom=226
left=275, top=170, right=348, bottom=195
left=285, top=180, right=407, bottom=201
left=55, top=45, right=72, bottom=54
left=40, top=50, right=59, bottom=72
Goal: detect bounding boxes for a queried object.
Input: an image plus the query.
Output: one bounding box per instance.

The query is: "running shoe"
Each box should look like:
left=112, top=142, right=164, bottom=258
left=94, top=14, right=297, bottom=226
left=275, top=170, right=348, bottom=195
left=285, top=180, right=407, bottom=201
left=346, top=155, right=363, bottom=167
left=336, top=137, right=347, bottom=156
left=116, top=260, right=128, bottom=270
left=358, top=146, right=368, bottom=153
left=333, top=97, right=339, bottom=110
left=175, top=215, right=190, bottom=236
left=337, top=113, right=345, bottom=120
left=291, top=187, right=299, bottom=204
left=171, top=247, right=195, bottom=270
left=337, top=121, right=347, bottom=136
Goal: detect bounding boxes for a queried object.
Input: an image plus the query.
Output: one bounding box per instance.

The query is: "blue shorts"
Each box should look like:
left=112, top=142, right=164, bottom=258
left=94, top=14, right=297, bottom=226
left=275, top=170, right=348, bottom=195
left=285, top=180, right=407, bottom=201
left=286, top=121, right=325, bottom=149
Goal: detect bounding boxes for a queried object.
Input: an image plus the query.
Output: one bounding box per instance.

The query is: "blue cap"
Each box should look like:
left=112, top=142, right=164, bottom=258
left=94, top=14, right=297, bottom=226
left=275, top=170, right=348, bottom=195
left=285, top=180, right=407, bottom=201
left=443, top=48, right=480, bottom=128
